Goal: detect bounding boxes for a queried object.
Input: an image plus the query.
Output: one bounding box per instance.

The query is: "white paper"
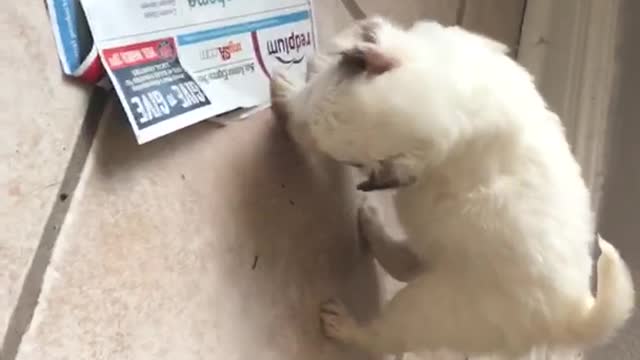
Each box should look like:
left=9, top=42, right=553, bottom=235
left=80, top=0, right=317, bottom=144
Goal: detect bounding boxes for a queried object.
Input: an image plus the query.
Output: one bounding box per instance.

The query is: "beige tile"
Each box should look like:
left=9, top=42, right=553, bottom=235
left=0, top=2, right=91, bottom=343
left=16, top=103, right=391, bottom=360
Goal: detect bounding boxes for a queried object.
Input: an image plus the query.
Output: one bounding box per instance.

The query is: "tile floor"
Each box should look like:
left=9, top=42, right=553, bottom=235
left=0, top=1, right=92, bottom=352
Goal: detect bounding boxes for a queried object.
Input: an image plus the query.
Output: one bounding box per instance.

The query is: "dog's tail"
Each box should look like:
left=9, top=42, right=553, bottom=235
left=570, top=235, right=635, bottom=346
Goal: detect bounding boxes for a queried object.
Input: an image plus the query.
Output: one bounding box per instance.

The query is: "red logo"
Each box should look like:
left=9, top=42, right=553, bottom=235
left=218, top=41, right=242, bottom=61
left=103, top=38, right=177, bottom=70
left=157, top=40, right=176, bottom=60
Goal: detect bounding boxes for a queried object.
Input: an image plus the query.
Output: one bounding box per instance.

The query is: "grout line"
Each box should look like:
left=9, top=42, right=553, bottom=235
left=340, top=0, right=367, bottom=20
left=513, top=0, right=529, bottom=59
left=0, top=87, right=110, bottom=360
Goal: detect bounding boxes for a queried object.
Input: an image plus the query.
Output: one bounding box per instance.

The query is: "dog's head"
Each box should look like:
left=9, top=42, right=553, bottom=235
left=271, top=16, right=534, bottom=174
left=270, top=17, right=410, bottom=163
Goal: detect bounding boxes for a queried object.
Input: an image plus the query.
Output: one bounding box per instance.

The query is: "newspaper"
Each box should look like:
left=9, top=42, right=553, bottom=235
left=47, top=0, right=317, bottom=144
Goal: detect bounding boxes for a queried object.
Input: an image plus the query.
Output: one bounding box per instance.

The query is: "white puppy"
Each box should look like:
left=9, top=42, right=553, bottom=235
left=271, top=17, right=635, bottom=358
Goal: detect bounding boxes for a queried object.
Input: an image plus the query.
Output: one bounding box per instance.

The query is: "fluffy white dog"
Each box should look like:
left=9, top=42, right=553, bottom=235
left=270, top=17, right=635, bottom=358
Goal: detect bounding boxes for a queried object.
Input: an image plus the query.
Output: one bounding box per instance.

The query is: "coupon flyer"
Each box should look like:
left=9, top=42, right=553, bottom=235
left=49, top=0, right=317, bottom=143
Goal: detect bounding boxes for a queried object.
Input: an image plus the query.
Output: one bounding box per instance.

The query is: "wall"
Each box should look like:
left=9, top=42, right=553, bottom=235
left=593, top=0, right=640, bottom=358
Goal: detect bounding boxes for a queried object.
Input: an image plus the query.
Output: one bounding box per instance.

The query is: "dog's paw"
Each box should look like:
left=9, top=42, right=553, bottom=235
left=356, top=177, right=387, bottom=192
left=357, top=203, right=382, bottom=252
left=356, top=158, right=417, bottom=192
left=320, top=299, right=359, bottom=342
left=306, top=53, right=332, bottom=81
left=270, top=71, right=296, bottom=124
left=270, top=70, right=295, bottom=98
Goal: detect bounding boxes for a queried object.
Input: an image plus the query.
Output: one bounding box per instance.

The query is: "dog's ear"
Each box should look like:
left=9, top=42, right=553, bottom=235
left=340, top=43, right=398, bottom=75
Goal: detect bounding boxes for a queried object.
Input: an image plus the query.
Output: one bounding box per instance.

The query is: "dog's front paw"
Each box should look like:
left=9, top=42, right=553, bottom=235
left=356, top=158, right=417, bottom=192
left=356, top=174, right=403, bottom=192
left=357, top=203, right=382, bottom=253
left=270, top=70, right=295, bottom=98
left=307, top=53, right=332, bottom=81
left=356, top=177, right=389, bottom=192
left=320, top=299, right=359, bottom=343
left=270, top=71, right=296, bottom=123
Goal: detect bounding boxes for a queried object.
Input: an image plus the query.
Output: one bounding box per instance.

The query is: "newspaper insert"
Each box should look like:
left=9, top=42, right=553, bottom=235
left=78, top=0, right=316, bottom=144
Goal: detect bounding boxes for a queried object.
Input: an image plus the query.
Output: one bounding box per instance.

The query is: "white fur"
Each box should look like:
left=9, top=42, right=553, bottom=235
left=272, top=17, right=635, bottom=357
